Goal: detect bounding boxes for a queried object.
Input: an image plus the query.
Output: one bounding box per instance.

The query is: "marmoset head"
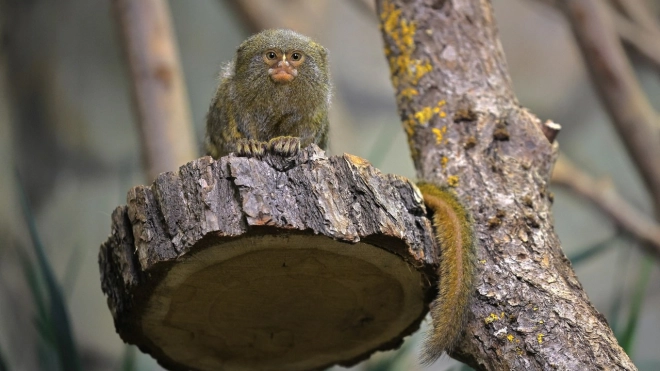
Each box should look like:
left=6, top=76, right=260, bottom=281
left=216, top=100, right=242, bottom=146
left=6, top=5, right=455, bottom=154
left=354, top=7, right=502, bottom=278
left=233, top=29, right=329, bottom=86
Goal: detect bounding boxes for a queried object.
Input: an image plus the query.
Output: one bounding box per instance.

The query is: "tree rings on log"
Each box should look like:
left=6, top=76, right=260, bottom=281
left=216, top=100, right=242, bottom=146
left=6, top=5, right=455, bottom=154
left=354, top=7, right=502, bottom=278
left=99, top=145, right=438, bottom=371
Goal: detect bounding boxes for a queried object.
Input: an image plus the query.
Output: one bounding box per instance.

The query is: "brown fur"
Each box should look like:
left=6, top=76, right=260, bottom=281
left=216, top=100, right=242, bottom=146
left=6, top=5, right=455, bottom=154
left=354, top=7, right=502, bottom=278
left=416, top=182, right=476, bottom=364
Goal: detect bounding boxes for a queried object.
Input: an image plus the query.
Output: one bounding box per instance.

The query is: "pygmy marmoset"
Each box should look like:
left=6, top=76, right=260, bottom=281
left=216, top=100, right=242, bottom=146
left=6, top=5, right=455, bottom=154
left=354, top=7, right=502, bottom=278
left=205, top=29, right=331, bottom=159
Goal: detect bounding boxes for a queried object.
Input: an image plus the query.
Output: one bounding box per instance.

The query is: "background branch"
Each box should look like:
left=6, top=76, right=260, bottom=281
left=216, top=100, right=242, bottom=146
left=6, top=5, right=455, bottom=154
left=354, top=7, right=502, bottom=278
left=611, top=3, right=660, bottom=71
left=557, top=0, right=660, bottom=213
left=221, top=0, right=329, bottom=36
left=552, top=156, right=660, bottom=258
left=221, top=0, right=271, bottom=33
left=348, top=0, right=377, bottom=19
left=111, top=0, right=196, bottom=181
left=610, top=0, right=660, bottom=36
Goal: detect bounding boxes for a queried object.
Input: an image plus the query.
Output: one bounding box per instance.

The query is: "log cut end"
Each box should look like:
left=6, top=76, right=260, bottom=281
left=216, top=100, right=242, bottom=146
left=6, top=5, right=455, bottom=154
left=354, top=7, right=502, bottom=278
left=99, top=145, right=438, bottom=371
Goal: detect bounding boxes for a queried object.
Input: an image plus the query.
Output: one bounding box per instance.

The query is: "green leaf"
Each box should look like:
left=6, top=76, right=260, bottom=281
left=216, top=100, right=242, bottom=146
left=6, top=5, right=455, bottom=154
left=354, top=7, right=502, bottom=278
left=120, top=345, right=137, bottom=371
left=32, top=315, right=56, bottom=347
left=568, top=235, right=619, bottom=265
left=62, top=244, right=86, bottom=300
left=619, top=258, right=653, bottom=356
left=0, top=343, right=9, bottom=371
left=16, top=248, right=49, bottom=334
left=609, top=246, right=632, bottom=336
left=16, top=170, right=82, bottom=371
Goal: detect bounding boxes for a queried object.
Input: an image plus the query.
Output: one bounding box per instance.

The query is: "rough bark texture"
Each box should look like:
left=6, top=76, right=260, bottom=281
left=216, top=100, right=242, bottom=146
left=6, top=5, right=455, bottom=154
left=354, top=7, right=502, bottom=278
left=99, top=145, right=439, bottom=370
left=376, top=0, right=636, bottom=370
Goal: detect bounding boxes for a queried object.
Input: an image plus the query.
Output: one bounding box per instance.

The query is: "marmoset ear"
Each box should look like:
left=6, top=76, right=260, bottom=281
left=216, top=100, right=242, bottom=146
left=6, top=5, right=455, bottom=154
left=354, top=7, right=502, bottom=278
left=313, top=42, right=328, bottom=60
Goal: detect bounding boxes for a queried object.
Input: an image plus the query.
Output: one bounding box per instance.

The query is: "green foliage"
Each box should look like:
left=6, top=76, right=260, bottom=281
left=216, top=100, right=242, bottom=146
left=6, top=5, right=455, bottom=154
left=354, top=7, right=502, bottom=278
left=567, top=235, right=620, bottom=266
left=120, top=345, right=137, bottom=371
left=571, top=236, right=655, bottom=361
left=618, top=258, right=652, bottom=356
left=0, top=344, right=8, bottom=371
left=608, top=246, right=632, bottom=336
left=565, top=233, right=658, bottom=362
left=62, top=245, right=86, bottom=300
left=16, top=170, right=82, bottom=371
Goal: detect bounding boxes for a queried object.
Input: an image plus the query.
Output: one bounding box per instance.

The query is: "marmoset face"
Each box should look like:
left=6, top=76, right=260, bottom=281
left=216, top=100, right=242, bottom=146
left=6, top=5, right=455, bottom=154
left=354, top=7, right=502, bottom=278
left=263, top=49, right=304, bottom=83
left=233, top=29, right=328, bottom=88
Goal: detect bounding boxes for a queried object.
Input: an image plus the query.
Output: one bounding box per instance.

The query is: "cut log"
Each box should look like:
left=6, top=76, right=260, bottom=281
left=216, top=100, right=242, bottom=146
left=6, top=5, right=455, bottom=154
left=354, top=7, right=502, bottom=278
left=98, top=145, right=439, bottom=371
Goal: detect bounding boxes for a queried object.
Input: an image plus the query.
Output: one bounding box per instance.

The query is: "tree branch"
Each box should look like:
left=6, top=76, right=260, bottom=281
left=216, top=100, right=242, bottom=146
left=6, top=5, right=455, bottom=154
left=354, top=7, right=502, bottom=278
left=611, top=0, right=660, bottom=36
left=221, top=0, right=271, bottom=33
left=611, top=2, right=660, bottom=72
left=376, top=0, right=635, bottom=369
left=552, top=156, right=660, bottom=259
left=111, top=0, right=197, bottom=181
left=220, top=0, right=329, bottom=35
left=347, top=0, right=377, bottom=19
left=557, top=0, right=660, bottom=213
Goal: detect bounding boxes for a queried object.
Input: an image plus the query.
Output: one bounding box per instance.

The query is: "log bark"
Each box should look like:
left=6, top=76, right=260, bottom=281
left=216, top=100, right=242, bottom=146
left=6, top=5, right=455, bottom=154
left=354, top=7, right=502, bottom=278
left=99, top=145, right=438, bottom=371
left=376, top=0, right=636, bottom=369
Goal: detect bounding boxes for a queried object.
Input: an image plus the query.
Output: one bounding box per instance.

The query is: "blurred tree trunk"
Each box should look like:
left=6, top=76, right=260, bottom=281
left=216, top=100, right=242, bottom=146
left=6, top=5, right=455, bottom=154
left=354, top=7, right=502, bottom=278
left=112, top=0, right=197, bottom=181
left=376, top=0, right=636, bottom=369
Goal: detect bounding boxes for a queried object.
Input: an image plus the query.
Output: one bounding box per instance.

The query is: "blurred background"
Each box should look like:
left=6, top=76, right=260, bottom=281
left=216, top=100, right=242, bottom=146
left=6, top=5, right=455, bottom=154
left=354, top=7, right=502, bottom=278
left=0, top=0, right=659, bottom=370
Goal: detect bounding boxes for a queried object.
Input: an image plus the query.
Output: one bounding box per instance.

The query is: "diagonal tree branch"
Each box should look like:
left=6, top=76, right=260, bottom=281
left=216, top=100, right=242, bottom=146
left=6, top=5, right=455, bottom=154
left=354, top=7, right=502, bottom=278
left=220, top=0, right=330, bottom=36
left=610, top=2, right=660, bottom=72
left=376, top=0, right=635, bottom=369
left=221, top=0, right=272, bottom=34
left=552, top=156, right=660, bottom=259
left=347, top=0, right=377, bottom=18
left=557, top=0, right=660, bottom=213
left=610, top=0, right=660, bottom=37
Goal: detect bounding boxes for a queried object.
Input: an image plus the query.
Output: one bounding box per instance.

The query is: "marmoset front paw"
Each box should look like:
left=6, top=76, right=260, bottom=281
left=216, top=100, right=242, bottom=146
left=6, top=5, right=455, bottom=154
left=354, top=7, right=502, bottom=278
left=268, top=136, right=300, bottom=157
left=235, top=139, right=266, bottom=157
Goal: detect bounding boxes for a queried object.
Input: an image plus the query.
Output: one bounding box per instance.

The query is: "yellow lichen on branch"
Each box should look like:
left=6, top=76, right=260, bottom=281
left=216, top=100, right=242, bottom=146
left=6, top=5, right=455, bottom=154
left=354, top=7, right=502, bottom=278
left=414, top=100, right=447, bottom=127
left=380, top=0, right=451, bottom=162
left=441, top=156, right=449, bottom=169
left=415, top=107, right=435, bottom=125
left=432, top=127, right=447, bottom=144
left=380, top=0, right=432, bottom=99
left=400, top=87, right=419, bottom=100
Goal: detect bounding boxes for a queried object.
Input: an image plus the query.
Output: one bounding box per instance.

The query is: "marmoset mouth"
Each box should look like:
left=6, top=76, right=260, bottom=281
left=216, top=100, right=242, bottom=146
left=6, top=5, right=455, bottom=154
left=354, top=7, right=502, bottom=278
left=269, top=66, right=298, bottom=83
